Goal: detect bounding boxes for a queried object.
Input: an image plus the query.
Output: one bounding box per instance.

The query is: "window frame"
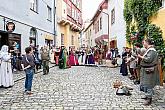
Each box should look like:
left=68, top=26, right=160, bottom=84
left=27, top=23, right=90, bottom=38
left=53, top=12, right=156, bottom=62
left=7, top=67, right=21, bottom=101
left=100, top=17, right=102, bottom=30
left=111, top=8, right=115, bottom=25
left=71, top=35, right=74, bottom=45
left=30, top=0, right=38, bottom=13
left=47, top=5, right=52, bottom=22
left=61, top=33, right=64, bottom=45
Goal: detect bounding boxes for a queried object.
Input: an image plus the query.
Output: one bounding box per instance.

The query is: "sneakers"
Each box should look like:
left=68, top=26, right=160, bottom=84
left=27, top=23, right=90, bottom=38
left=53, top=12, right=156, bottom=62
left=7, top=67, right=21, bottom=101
left=24, top=90, right=33, bottom=95
left=26, top=91, right=33, bottom=95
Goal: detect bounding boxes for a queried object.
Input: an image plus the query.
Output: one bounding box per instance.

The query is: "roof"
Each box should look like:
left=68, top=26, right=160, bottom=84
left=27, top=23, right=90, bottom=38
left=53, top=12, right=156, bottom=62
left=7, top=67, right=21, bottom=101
left=84, top=21, right=93, bottom=32
left=91, top=0, right=108, bottom=21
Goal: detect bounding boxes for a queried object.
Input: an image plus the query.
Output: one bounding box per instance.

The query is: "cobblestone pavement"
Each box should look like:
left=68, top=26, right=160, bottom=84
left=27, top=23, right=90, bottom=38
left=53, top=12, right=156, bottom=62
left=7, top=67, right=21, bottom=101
left=0, top=66, right=165, bottom=110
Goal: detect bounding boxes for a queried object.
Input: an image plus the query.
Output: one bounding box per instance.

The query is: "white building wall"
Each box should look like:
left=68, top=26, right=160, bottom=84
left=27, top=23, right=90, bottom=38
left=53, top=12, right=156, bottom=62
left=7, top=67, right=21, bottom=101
left=108, top=0, right=126, bottom=55
left=95, top=13, right=108, bottom=37
left=0, top=0, right=56, bottom=53
left=94, top=10, right=108, bottom=45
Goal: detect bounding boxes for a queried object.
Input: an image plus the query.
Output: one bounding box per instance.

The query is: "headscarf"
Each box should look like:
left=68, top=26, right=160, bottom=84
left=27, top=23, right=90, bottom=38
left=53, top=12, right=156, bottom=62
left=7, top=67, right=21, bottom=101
left=0, top=45, right=10, bottom=61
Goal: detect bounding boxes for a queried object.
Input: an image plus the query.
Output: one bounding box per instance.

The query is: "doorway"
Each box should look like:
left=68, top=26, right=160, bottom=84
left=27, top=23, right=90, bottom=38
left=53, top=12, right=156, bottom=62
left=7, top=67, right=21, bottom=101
left=110, top=40, right=117, bottom=49
left=0, top=30, right=21, bottom=52
left=0, top=32, right=8, bottom=48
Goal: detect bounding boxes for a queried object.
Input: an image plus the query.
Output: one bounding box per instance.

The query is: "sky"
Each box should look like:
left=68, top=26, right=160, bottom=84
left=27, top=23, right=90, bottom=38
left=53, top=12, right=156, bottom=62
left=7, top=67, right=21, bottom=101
left=82, top=0, right=103, bottom=21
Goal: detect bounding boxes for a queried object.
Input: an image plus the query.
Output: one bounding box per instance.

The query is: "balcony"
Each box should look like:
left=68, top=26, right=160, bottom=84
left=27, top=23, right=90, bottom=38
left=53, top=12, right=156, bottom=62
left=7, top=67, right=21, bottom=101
left=57, top=16, right=69, bottom=25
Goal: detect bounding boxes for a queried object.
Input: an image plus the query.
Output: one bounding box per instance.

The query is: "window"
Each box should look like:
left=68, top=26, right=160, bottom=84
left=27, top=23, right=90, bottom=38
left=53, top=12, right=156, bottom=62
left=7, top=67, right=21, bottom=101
left=72, top=8, right=75, bottom=18
left=71, top=36, right=74, bottom=45
left=95, top=23, right=97, bottom=33
left=30, top=27, right=37, bottom=38
left=67, top=4, right=72, bottom=16
left=100, top=17, right=102, bottom=30
left=30, top=0, right=38, bottom=12
left=111, top=8, right=115, bottom=25
left=97, top=21, right=99, bottom=32
left=90, top=29, right=91, bottom=36
left=30, top=27, right=37, bottom=46
left=47, top=6, right=52, bottom=21
left=61, top=34, right=64, bottom=45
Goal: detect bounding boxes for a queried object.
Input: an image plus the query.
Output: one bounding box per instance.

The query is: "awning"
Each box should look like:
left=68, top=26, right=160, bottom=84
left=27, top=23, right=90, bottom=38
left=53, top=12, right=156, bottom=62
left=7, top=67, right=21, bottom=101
left=44, top=34, right=54, bottom=40
left=95, top=34, right=108, bottom=44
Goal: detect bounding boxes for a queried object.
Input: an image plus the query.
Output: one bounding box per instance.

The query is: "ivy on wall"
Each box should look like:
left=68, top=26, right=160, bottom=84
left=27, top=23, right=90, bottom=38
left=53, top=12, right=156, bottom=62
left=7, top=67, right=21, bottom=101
left=124, top=0, right=165, bottom=68
left=124, top=0, right=162, bottom=44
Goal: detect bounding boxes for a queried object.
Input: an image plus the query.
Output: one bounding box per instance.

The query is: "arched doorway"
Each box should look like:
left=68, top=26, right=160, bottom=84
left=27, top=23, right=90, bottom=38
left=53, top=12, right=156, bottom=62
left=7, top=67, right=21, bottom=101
left=110, top=40, right=117, bottom=49
left=29, top=27, right=37, bottom=47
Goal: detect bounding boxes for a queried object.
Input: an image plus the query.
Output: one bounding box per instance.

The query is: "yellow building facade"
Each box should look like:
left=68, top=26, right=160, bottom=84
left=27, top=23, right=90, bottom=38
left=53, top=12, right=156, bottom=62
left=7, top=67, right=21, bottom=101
left=151, top=8, right=165, bottom=40
left=56, top=0, right=82, bottom=50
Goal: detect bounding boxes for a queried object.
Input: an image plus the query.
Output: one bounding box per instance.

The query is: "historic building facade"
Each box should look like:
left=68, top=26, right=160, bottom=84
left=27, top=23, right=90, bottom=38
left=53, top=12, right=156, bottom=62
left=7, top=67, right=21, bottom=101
left=107, top=0, right=126, bottom=54
left=0, top=0, right=56, bottom=53
left=56, top=0, right=82, bottom=50
left=84, top=21, right=94, bottom=48
left=84, top=0, right=109, bottom=49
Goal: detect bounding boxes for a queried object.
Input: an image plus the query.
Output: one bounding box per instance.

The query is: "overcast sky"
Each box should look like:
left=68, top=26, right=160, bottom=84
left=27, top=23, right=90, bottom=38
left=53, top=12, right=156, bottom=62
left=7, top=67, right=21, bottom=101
left=82, top=0, right=103, bottom=21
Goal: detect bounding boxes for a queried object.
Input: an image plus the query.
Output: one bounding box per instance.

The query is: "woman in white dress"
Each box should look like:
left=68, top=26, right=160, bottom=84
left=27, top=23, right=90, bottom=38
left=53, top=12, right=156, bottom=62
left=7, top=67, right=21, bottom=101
left=50, top=46, right=55, bottom=64
left=0, top=45, right=14, bottom=88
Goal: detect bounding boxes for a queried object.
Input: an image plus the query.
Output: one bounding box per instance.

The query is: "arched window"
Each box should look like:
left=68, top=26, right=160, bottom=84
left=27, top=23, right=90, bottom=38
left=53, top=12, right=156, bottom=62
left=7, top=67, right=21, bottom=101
left=29, top=27, right=37, bottom=46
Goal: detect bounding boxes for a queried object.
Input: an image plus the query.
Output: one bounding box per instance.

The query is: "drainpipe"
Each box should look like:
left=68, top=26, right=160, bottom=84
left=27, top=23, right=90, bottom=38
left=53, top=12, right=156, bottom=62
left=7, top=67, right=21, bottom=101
left=53, top=0, right=56, bottom=46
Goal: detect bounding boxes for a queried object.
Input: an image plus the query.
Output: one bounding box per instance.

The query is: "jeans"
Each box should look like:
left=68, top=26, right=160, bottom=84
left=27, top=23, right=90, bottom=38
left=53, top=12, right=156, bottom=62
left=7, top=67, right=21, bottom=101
left=11, top=56, right=17, bottom=70
left=25, top=68, right=34, bottom=91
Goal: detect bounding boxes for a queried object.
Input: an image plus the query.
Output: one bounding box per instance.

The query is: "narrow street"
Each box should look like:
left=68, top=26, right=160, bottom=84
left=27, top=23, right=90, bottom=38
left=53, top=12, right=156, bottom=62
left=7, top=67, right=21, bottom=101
left=0, top=66, right=165, bottom=110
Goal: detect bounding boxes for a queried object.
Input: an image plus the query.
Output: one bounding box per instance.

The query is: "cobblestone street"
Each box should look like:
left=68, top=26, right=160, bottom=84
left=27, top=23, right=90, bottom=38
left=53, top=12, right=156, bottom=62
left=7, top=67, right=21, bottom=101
left=0, top=66, right=165, bottom=110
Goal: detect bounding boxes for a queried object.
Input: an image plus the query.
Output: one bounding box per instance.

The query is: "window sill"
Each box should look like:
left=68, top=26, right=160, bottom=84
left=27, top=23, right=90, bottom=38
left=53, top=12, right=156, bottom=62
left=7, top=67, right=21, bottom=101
left=47, top=19, right=52, bottom=22
left=30, top=8, right=38, bottom=14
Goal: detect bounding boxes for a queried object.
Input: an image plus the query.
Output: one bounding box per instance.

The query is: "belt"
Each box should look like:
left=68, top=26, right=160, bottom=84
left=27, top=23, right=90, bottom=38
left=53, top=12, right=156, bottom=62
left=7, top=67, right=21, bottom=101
left=141, top=64, right=157, bottom=68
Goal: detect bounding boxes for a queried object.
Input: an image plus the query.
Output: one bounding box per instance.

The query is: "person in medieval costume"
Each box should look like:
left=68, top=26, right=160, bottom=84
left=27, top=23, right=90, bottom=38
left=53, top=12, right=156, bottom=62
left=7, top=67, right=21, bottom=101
left=69, top=49, right=79, bottom=66
left=78, top=49, right=85, bottom=65
left=49, top=46, right=56, bottom=64
left=0, top=45, right=14, bottom=88
left=54, top=47, right=60, bottom=65
left=120, top=47, right=129, bottom=76
left=88, top=49, right=95, bottom=64
left=59, top=46, right=68, bottom=69
left=85, top=49, right=89, bottom=64
left=138, top=38, right=160, bottom=106
left=41, top=46, right=50, bottom=75
left=94, top=49, right=99, bottom=65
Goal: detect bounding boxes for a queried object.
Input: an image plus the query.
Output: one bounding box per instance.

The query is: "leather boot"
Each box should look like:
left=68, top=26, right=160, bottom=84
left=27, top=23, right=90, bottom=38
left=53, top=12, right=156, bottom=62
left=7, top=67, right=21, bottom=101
left=144, top=98, right=152, bottom=106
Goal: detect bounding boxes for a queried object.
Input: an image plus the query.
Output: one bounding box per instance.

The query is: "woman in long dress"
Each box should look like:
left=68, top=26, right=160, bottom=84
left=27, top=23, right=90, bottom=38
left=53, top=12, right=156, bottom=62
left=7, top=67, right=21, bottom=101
left=0, top=45, right=14, bottom=88
left=88, top=49, right=95, bottom=64
left=120, top=47, right=129, bottom=76
left=59, top=47, right=68, bottom=69
left=50, top=46, right=55, bottom=64
left=69, top=49, right=79, bottom=66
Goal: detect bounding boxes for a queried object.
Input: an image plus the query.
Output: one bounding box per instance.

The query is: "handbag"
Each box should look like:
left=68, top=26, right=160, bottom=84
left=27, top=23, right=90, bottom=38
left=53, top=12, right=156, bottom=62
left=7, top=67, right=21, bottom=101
left=145, top=67, right=155, bottom=74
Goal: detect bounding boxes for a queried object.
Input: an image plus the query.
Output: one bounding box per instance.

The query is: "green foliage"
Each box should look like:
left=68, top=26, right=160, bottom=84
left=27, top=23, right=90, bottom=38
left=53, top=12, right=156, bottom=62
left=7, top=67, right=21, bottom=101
left=124, top=0, right=165, bottom=68
left=147, top=24, right=165, bottom=68
left=124, top=0, right=162, bottom=44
